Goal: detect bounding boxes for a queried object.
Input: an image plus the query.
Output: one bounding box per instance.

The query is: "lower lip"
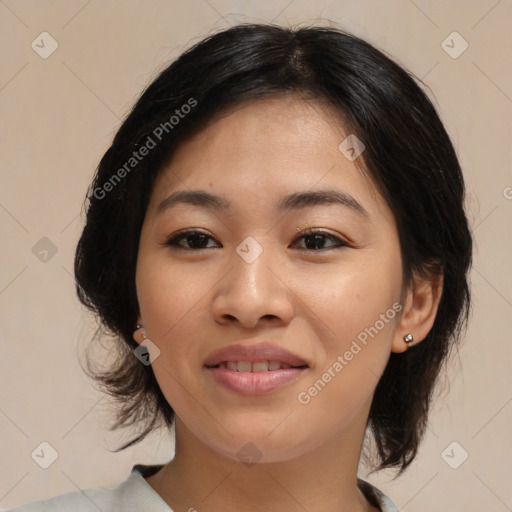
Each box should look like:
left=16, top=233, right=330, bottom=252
left=206, top=367, right=307, bottom=395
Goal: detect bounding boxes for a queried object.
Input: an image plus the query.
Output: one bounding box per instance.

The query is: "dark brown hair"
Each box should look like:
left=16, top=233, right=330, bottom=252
left=74, top=23, right=472, bottom=475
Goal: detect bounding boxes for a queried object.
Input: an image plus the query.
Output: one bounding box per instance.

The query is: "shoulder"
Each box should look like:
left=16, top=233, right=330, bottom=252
left=3, top=490, right=109, bottom=512
left=3, top=465, right=167, bottom=512
left=358, top=478, right=400, bottom=512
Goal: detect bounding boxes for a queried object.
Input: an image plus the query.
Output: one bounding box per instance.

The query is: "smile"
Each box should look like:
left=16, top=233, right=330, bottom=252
left=205, top=360, right=308, bottom=395
left=209, top=360, right=307, bottom=372
left=204, top=342, right=310, bottom=395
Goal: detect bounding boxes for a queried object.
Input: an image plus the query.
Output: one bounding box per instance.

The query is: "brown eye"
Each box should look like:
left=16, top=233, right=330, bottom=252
left=165, top=230, right=221, bottom=250
left=291, top=229, right=349, bottom=251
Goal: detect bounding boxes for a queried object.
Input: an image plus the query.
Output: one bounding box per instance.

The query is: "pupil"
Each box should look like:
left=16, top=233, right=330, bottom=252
left=188, top=234, right=208, bottom=248
left=307, top=234, right=324, bottom=250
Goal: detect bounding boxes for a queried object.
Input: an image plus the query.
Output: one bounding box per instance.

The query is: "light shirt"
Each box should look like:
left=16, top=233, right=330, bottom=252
left=5, top=464, right=399, bottom=512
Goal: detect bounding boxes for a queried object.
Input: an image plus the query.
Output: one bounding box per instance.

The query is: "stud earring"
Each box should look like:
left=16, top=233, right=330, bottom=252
left=135, top=324, right=143, bottom=331
left=404, top=333, right=414, bottom=344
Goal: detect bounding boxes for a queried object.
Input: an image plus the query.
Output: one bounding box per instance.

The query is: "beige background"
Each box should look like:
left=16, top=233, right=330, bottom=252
left=1, top=1, right=511, bottom=510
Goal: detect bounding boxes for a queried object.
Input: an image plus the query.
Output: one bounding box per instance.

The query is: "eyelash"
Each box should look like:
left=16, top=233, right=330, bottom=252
left=163, top=228, right=350, bottom=251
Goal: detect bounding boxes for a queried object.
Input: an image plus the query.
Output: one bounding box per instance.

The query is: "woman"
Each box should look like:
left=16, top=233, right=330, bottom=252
left=8, top=23, right=472, bottom=512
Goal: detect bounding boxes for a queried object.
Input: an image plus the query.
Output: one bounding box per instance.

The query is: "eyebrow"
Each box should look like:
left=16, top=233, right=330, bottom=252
left=157, top=189, right=369, bottom=217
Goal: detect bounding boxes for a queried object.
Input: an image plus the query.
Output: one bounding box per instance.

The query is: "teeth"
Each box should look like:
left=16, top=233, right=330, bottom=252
left=237, top=361, right=252, bottom=373
left=252, top=361, right=268, bottom=372
left=226, top=361, right=238, bottom=371
left=268, top=360, right=281, bottom=370
left=216, top=361, right=301, bottom=372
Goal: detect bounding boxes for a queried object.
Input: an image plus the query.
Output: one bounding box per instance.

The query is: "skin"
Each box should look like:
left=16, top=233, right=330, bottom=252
left=133, top=95, right=443, bottom=512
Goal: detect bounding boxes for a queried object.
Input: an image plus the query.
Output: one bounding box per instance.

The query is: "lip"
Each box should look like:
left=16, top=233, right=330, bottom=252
left=204, top=342, right=308, bottom=367
left=204, top=342, right=309, bottom=396
left=207, top=366, right=307, bottom=395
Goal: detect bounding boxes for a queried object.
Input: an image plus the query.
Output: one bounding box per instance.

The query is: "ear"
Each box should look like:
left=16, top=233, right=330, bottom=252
left=392, top=268, right=443, bottom=353
left=133, top=314, right=144, bottom=345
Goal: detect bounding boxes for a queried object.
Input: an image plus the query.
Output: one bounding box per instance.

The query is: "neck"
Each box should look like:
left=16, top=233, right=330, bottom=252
left=146, top=406, right=379, bottom=512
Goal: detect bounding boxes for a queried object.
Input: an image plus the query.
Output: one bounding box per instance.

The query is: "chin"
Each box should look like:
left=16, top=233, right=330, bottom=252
left=200, top=430, right=316, bottom=465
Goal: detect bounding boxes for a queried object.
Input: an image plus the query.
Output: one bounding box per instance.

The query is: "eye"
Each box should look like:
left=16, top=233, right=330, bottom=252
left=163, top=228, right=349, bottom=251
left=291, top=229, right=349, bottom=251
left=164, top=230, right=221, bottom=250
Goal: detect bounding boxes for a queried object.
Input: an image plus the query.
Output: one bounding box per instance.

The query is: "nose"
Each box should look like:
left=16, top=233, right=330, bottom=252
left=211, top=243, right=295, bottom=329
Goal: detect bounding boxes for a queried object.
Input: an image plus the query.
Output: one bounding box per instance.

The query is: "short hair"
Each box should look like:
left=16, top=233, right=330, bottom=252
left=74, top=23, right=472, bottom=475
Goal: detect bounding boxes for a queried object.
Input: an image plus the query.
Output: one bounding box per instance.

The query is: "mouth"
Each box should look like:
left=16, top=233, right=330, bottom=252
left=206, top=360, right=308, bottom=372
left=204, top=341, right=309, bottom=368
left=204, top=342, right=309, bottom=395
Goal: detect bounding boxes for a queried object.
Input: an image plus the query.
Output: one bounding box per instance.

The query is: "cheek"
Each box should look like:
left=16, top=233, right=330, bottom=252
left=135, top=251, right=223, bottom=398
left=294, top=282, right=399, bottom=437
left=296, top=298, right=397, bottom=412
left=136, top=257, right=207, bottom=412
left=136, top=253, right=210, bottom=337
left=292, top=257, right=402, bottom=345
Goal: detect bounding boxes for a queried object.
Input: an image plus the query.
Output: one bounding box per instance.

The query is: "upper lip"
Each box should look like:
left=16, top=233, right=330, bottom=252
left=204, top=342, right=309, bottom=367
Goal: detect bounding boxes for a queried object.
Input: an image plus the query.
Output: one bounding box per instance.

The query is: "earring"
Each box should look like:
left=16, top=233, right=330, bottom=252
left=134, top=324, right=146, bottom=343
left=404, top=333, right=414, bottom=344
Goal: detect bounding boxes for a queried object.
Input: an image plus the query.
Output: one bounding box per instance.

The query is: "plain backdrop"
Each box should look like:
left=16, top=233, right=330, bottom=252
left=1, top=1, right=511, bottom=510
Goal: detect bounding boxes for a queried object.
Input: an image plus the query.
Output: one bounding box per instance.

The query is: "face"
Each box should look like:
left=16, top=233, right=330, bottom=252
left=135, top=96, right=406, bottom=463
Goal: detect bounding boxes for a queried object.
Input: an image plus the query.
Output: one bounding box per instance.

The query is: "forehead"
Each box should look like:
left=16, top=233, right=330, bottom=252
left=149, top=96, right=389, bottom=220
